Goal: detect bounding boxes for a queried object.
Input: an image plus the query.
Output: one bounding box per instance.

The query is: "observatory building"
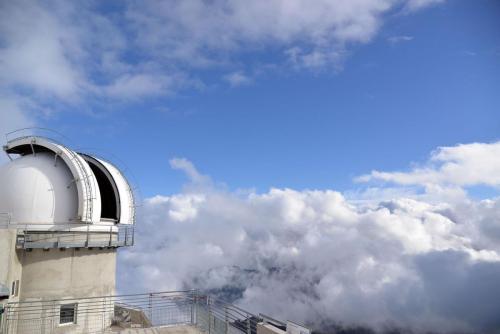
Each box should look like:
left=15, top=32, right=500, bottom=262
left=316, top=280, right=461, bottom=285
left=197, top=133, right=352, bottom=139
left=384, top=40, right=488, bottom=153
left=0, top=134, right=309, bottom=334
left=0, top=135, right=135, bottom=332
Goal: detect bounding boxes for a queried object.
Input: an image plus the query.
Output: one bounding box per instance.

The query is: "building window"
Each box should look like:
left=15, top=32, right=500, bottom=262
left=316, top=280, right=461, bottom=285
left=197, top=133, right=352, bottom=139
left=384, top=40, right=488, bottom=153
left=60, top=303, right=77, bottom=325
left=10, top=280, right=19, bottom=297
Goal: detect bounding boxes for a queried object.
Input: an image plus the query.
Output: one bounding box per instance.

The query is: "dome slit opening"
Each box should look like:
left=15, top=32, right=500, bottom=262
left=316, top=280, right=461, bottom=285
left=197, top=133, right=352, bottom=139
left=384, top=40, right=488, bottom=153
left=86, top=160, right=119, bottom=222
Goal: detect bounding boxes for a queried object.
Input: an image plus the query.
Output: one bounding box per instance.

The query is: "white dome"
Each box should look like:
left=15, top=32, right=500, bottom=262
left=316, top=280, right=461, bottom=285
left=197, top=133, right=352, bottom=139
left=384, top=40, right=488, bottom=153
left=1, top=136, right=135, bottom=229
left=0, top=152, right=78, bottom=224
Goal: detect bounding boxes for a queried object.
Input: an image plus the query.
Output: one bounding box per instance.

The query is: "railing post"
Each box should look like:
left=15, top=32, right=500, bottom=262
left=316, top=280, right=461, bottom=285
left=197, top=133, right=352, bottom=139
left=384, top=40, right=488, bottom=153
left=207, top=296, right=211, bottom=334
left=131, top=226, right=135, bottom=246
left=0, top=304, right=5, bottom=334
left=247, top=315, right=251, bottom=334
left=3, top=305, right=11, bottom=334
left=109, top=226, right=112, bottom=246
left=225, top=306, right=228, bottom=334
left=148, top=293, right=153, bottom=323
left=191, top=291, right=196, bottom=325
left=86, top=224, right=90, bottom=247
left=102, top=297, right=106, bottom=330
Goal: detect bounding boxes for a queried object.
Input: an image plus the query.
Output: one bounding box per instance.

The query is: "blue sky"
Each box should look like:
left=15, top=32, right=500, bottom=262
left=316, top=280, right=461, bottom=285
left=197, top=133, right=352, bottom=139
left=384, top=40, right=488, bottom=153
left=1, top=0, right=499, bottom=198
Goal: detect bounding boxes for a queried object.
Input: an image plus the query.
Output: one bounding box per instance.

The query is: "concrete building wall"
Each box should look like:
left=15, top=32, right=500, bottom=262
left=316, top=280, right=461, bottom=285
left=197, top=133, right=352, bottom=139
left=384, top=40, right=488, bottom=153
left=1, top=233, right=117, bottom=303
left=19, top=248, right=116, bottom=300
left=0, top=230, right=23, bottom=304
left=15, top=248, right=117, bottom=334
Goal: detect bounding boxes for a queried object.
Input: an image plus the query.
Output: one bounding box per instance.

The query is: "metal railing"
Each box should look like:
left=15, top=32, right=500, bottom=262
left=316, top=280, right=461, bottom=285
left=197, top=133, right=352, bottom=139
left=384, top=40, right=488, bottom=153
left=0, top=290, right=272, bottom=334
left=5, top=128, right=71, bottom=145
left=197, top=295, right=263, bottom=334
left=0, top=222, right=134, bottom=249
left=0, top=213, right=10, bottom=225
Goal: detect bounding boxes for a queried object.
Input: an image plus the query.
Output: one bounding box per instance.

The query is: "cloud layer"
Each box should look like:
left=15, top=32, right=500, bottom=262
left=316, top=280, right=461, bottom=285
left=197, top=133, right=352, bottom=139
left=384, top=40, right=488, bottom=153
left=0, top=0, right=444, bottom=122
left=119, top=141, right=500, bottom=334
left=0, top=0, right=444, bottom=151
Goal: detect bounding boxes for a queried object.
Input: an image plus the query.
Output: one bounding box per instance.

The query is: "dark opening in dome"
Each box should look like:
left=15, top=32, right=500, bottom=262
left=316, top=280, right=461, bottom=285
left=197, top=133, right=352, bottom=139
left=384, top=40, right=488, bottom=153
left=81, top=155, right=120, bottom=222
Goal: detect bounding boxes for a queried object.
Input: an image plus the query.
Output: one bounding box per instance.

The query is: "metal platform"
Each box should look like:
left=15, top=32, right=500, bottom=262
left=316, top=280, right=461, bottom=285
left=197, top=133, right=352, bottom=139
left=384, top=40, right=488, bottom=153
left=0, top=221, right=134, bottom=249
left=16, top=225, right=135, bottom=249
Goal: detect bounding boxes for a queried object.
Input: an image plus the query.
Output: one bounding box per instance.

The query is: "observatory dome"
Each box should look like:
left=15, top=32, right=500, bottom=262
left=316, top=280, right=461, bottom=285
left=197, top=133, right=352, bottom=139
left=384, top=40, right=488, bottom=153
left=0, top=136, right=134, bottom=230
left=0, top=152, right=78, bottom=224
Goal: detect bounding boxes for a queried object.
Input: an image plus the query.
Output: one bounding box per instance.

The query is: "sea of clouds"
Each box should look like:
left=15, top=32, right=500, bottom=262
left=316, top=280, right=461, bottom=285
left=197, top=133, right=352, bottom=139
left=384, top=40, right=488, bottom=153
left=118, top=141, right=500, bottom=334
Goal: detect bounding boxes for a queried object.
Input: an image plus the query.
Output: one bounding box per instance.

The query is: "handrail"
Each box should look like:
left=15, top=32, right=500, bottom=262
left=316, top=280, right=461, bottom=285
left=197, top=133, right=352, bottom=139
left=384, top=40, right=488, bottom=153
left=6, top=290, right=198, bottom=306
left=5, top=128, right=72, bottom=146
left=0, top=221, right=128, bottom=230
left=0, top=290, right=300, bottom=334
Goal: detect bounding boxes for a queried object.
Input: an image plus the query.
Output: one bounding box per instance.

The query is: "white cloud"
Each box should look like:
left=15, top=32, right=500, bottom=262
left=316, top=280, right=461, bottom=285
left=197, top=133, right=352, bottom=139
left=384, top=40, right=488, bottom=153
left=0, top=95, right=36, bottom=165
left=0, top=1, right=83, bottom=99
left=169, top=157, right=212, bottom=185
left=0, top=0, right=173, bottom=108
left=0, top=0, right=447, bottom=115
left=103, top=73, right=173, bottom=99
left=286, top=47, right=345, bottom=71
left=387, top=35, right=414, bottom=44
left=224, top=72, right=252, bottom=87
left=357, top=141, right=500, bottom=188
left=120, top=142, right=500, bottom=334
left=125, top=0, right=444, bottom=69
left=405, top=0, right=446, bottom=11
left=145, top=194, right=206, bottom=223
